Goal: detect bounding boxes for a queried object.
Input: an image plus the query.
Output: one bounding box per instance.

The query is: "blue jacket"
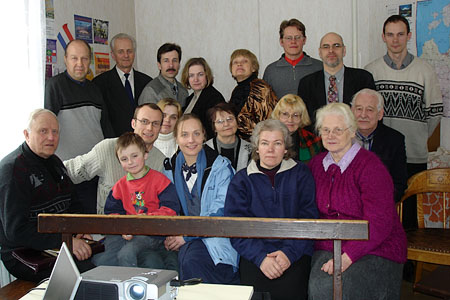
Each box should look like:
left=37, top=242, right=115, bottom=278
left=224, top=158, right=318, bottom=267
left=164, top=146, right=239, bottom=269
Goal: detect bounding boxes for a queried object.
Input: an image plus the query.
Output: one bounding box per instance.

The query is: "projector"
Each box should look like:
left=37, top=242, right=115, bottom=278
left=74, top=266, right=178, bottom=300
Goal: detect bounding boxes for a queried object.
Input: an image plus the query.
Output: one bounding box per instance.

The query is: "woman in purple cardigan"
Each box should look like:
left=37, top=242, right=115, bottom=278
left=308, top=103, right=407, bottom=300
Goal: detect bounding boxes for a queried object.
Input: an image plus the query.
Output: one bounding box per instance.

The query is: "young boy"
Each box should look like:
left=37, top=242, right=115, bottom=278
left=92, top=132, right=180, bottom=269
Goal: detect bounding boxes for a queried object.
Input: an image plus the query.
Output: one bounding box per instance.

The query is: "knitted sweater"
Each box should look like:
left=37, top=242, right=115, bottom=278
left=308, top=149, right=407, bottom=264
left=365, top=57, right=443, bottom=163
left=138, top=74, right=188, bottom=107
left=64, top=138, right=165, bottom=214
left=154, top=132, right=177, bottom=158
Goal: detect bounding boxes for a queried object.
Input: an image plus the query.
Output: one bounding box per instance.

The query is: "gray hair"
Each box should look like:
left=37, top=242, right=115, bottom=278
left=351, top=88, right=384, bottom=111
left=250, top=119, right=294, bottom=161
left=26, top=108, right=57, bottom=132
left=110, top=33, right=137, bottom=52
left=315, top=103, right=357, bottom=134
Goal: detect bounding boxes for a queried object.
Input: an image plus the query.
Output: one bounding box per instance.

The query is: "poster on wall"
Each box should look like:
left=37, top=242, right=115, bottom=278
left=74, top=14, right=93, bottom=43
left=94, top=52, right=110, bottom=75
left=46, top=39, right=57, bottom=64
left=45, top=0, right=54, bottom=18
left=94, top=19, right=109, bottom=45
left=45, top=0, right=55, bottom=38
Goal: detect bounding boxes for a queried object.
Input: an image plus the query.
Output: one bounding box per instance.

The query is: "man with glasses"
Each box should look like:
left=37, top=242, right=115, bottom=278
left=263, top=18, right=322, bottom=99
left=64, top=103, right=165, bottom=215
left=298, top=32, right=375, bottom=125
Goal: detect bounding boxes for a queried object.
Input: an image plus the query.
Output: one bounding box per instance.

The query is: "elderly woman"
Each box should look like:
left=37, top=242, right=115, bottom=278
left=229, top=49, right=278, bottom=141
left=206, top=102, right=251, bottom=171
left=181, top=57, right=225, bottom=139
left=308, top=103, right=407, bottom=300
left=271, top=94, right=322, bottom=163
left=154, top=98, right=182, bottom=158
left=163, top=114, right=239, bottom=284
left=225, top=119, right=318, bottom=300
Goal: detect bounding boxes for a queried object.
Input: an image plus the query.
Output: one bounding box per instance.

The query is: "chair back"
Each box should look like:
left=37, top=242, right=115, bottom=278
left=398, top=168, right=450, bottom=228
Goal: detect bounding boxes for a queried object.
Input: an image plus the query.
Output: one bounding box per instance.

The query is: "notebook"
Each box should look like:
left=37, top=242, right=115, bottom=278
left=42, top=242, right=82, bottom=300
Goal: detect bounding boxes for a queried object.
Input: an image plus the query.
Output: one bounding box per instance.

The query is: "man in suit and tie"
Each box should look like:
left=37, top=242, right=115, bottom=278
left=93, top=33, right=152, bottom=137
left=297, top=32, right=375, bottom=125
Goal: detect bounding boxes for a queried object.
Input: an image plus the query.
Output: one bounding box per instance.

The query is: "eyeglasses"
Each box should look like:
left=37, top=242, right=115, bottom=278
left=283, top=35, right=304, bottom=42
left=319, top=127, right=349, bottom=136
left=279, top=111, right=301, bottom=121
left=134, top=118, right=161, bottom=128
left=215, top=116, right=235, bottom=126
left=163, top=114, right=178, bottom=121
left=320, top=43, right=344, bottom=50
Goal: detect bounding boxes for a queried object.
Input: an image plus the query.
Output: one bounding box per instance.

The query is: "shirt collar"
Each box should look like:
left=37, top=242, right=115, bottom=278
left=324, top=66, right=345, bottom=82
left=383, top=52, right=414, bottom=70
left=65, top=71, right=86, bottom=86
left=126, top=165, right=150, bottom=181
left=323, top=142, right=361, bottom=173
left=116, top=66, right=134, bottom=79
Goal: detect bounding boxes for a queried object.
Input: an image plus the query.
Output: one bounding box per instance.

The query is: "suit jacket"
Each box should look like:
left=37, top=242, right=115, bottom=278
left=93, top=67, right=152, bottom=137
left=297, top=66, right=375, bottom=125
left=371, top=122, right=408, bottom=203
left=183, top=85, right=225, bottom=139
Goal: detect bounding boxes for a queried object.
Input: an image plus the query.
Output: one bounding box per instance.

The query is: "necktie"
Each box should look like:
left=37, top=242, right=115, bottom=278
left=356, top=131, right=374, bottom=150
left=328, top=75, right=338, bottom=103
left=172, top=84, right=178, bottom=96
left=124, top=73, right=135, bottom=108
left=182, top=162, right=197, bottom=181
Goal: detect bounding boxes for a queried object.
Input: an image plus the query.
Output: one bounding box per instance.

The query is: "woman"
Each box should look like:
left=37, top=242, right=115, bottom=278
left=229, top=49, right=278, bottom=141
left=225, top=119, right=318, bottom=300
left=154, top=98, right=181, bottom=158
left=308, top=103, right=407, bottom=300
left=206, top=102, right=251, bottom=171
left=163, top=114, right=239, bottom=284
left=271, top=94, right=322, bottom=163
left=181, top=57, right=225, bottom=139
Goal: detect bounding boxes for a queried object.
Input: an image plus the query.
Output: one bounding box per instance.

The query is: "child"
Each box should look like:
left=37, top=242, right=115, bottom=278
left=92, top=132, right=180, bottom=269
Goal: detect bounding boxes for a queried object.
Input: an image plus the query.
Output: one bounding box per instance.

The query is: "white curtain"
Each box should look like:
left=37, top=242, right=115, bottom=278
left=0, top=0, right=44, bottom=286
left=0, top=0, right=45, bottom=159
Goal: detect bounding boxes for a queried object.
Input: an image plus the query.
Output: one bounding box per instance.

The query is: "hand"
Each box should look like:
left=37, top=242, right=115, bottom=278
left=266, top=250, right=291, bottom=272
left=164, top=236, right=186, bottom=251
left=122, top=234, right=133, bottom=241
left=260, top=256, right=284, bottom=279
left=321, top=253, right=353, bottom=275
left=72, top=237, right=93, bottom=261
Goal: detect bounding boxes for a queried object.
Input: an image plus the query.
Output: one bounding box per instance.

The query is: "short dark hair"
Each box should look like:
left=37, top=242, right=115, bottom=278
left=133, top=103, right=163, bottom=120
left=115, top=132, right=147, bottom=160
left=279, top=18, right=306, bottom=39
left=65, top=39, right=92, bottom=59
left=383, top=15, right=410, bottom=34
left=157, top=43, right=182, bottom=63
left=207, top=102, right=238, bottom=132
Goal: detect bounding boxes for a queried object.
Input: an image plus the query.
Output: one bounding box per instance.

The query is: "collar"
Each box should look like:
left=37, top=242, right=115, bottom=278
left=284, top=53, right=304, bottom=66
left=247, top=158, right=297, bottom=175
left=383, top=52, right=414, bottom=70
left=237, top=73, right=257, bottom=85
left=157, top=131, right=175, bottom=141
left=324, top=66, right=345, bottom=82
left=126, top=165, right=150, bottom=180
left=323, top=142, right=361, bottom=173
left=65, top=71, right=86, bottom=86
left=158, top=73, right=178, bottom=88
left=116, top=66, right=134, bottom=79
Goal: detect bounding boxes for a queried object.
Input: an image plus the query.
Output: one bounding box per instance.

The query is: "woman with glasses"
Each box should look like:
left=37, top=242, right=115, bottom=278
left=205, top=102, right=251, bottom=171
left=154, top=98, right=182, bottom=158
left=229, top=49, right=278, bottom=141
left=181, top=57, right=225, bottom=139
left=225, top=119, right=318, bottom=300
left=308, top=103, right=406, bottom=300
left=163, top=114, right=239, bottom=284
left=271, top=94, right=321, bottom=163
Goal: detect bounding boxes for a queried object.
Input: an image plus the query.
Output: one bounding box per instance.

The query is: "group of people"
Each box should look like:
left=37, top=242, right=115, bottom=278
left=0, top=13, right=444, bottom=300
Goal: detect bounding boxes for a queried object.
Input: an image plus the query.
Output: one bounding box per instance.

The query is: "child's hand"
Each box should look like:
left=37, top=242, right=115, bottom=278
left=122, top=234, right=133, bottom=241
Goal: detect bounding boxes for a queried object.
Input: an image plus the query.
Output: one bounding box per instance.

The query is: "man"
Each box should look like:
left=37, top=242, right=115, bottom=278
left=351, top=88, right=407, bottom=203
left=298, top=32, right=375, bottom=125
left=365, top=15, right=443, bottom=177
left=138, top=43, right=188, bottom=107
left=93, top=33, right=152, bottom=137
left=263, top=18, right=322, bottom=99
left=64, top=103, right=166, bottom=215
left=0, top=109, right=94, bottom=282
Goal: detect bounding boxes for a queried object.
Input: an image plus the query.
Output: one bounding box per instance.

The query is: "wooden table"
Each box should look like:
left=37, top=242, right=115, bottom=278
left=0, top=279, right=36, bottom=300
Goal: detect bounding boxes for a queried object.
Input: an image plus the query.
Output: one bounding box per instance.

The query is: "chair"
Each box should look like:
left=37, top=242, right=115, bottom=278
left=398, top=168, right=450, bottom=299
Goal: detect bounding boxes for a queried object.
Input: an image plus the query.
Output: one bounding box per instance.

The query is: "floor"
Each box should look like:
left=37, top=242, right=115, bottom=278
left=401, top=280, right=440, bottom=300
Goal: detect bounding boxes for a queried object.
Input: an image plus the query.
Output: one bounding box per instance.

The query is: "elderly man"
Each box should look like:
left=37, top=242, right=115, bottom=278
left=0, top=109, right=94, bottom=282
left=351, top=89, right=407, bottom=203
left=138, top=43, right=188, bottom=107
left=93, top=33, right=152, bottom=137
left=263, top=18, right=322, bottom=98
left=298, top=32, right=375, bottom=125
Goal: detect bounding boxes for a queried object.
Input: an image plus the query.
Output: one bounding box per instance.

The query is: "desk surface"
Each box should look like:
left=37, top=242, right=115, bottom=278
left=18, top=281, right=253, bottom=300
left=0, top=280, right=36, bottom=300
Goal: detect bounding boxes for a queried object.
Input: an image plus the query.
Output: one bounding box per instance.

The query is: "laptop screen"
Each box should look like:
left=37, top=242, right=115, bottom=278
left=43, top=242, right=82, bottom=300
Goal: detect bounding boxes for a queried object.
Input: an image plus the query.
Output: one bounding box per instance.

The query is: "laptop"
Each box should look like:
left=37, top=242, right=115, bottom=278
left=42, top=242, right=82, bottom=300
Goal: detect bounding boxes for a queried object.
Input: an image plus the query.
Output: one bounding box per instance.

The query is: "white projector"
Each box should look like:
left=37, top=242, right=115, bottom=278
left=74, top=266, right=178, bottom=300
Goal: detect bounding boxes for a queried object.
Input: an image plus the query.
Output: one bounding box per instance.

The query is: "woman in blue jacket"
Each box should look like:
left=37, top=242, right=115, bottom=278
left=163, top=114, right=239, bottom=284
left=224, top=119, right=318, bottom=300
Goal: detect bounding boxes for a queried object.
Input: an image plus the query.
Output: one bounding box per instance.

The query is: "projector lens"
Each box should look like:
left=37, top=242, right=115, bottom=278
left=128, top=283, right=145, bottom=300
